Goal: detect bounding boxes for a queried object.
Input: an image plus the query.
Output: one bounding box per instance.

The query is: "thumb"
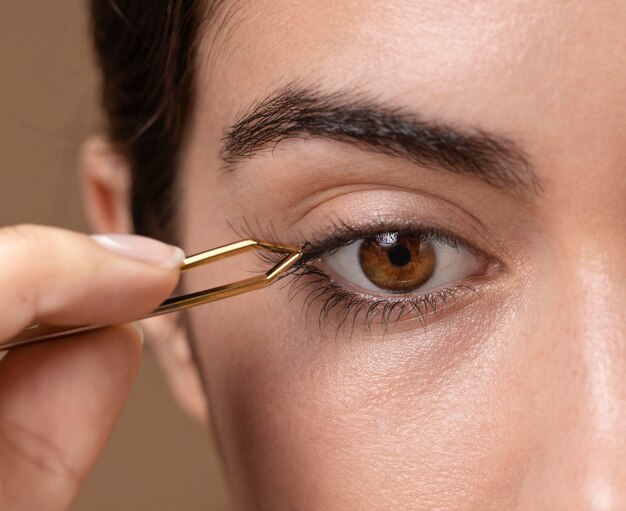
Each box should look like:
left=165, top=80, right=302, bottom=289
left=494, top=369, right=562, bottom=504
left=0, top=325, right=142, bottom=510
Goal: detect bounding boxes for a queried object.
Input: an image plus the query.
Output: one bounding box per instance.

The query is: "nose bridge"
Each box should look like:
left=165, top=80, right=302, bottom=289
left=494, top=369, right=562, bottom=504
left=521, top=226, right=626, bottom=509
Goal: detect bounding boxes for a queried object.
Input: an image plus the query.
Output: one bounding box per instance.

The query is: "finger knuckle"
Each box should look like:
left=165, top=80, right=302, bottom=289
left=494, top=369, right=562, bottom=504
left=0, top=224, right=50, bottom=259
left=0, top=226, right=62, bottom=316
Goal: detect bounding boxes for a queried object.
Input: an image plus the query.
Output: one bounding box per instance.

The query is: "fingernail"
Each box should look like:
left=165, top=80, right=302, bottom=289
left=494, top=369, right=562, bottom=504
left=90, top=234, right=185, bottom=269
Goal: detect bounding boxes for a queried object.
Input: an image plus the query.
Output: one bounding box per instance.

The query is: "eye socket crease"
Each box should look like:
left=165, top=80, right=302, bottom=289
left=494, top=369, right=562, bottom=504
left=220, top=84, right=542, bottom=199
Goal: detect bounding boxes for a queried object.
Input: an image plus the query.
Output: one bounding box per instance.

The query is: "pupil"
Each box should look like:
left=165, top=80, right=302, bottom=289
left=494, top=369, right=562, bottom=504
left=387, top=244, right=411, bottom=267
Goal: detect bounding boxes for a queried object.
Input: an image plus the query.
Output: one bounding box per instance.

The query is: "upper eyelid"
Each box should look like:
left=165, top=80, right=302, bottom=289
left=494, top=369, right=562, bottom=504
left=239, top=211, right=505, bottom=272
left=298, top=222, right=489, bottom=263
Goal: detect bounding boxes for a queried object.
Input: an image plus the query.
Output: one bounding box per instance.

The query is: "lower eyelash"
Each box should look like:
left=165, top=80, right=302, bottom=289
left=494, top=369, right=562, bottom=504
left=276, top=260, right=483, bottom=336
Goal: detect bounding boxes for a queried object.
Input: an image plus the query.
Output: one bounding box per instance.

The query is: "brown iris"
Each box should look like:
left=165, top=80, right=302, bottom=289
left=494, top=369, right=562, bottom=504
left=358, top=233, right=435, bottom=292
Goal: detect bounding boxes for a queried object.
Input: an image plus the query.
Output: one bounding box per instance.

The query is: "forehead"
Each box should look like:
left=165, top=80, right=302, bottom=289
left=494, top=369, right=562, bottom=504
left=200, top=0, right=626, bottom=128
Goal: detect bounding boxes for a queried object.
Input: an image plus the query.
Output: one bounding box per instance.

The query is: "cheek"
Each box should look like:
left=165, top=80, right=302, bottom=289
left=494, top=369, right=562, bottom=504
left=190, top=284, right=542, bottom=510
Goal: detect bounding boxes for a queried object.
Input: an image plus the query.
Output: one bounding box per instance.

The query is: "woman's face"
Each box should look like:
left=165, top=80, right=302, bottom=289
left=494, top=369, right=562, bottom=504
left=176, top=1, right=626, bottom=508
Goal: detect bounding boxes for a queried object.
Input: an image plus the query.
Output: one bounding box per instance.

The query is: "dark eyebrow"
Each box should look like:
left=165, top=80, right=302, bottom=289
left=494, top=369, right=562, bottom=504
left=221, top=85, right=541, bottom=196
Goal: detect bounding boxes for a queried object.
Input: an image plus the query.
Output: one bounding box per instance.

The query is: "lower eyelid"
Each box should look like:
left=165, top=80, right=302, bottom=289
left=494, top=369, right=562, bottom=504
left=284, top=261, right=500, bottom=335
left=319, top=259, right=490, bottom=300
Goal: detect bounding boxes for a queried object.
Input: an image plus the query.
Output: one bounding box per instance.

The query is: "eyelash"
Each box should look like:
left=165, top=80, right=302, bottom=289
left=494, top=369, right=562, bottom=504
left=249, top=218, right=497, bottom=336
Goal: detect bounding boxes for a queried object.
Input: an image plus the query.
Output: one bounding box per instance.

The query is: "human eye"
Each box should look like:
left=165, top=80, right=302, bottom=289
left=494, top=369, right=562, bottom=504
left=271, top=220, right=501, bottom=334
left=324, top=231, right=485, bottom=294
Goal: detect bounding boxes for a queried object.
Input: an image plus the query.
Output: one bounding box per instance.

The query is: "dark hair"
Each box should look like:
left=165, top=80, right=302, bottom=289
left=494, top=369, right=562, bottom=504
left=90, top=0, right=204, bottom=243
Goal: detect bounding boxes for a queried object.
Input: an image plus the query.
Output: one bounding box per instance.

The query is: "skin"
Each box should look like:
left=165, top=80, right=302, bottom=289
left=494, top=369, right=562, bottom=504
left=175, top=1, right=626, bottom=508
left=2, top=0, right=624, bottom=510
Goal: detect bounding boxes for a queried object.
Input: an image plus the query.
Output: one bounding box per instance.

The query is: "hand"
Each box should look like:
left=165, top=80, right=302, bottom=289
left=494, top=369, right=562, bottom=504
left=0, top=225, right=183, bottom=510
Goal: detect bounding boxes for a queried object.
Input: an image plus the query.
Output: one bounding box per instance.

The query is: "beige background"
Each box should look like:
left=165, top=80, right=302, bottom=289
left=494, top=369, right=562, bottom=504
left=0, top=2, right=231, bottom=509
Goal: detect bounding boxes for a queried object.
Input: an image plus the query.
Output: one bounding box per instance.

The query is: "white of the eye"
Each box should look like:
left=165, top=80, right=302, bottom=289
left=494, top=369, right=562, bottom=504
left=323, top=239, right=479, bottom=294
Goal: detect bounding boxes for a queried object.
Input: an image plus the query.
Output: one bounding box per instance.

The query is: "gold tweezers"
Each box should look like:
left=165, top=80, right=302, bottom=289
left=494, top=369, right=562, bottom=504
left=3, top=239, right=302, bottom=351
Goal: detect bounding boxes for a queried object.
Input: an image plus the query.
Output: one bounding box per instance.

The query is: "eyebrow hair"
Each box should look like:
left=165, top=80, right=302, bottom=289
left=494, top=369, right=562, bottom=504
left=221, top=85, right=541, bottom=195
